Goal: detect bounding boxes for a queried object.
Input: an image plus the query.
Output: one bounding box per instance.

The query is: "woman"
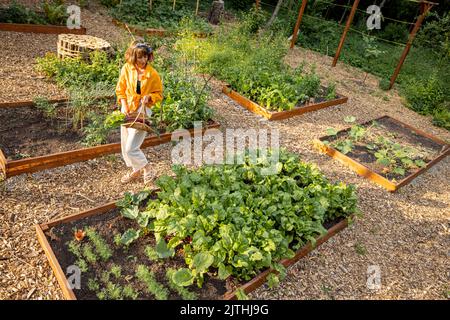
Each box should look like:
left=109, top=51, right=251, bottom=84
left=116, top=40, right=163, bottom=184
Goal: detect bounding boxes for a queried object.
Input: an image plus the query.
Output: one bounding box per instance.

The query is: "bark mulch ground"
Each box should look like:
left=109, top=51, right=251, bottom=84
left=0, top=1, right=449, bottom=300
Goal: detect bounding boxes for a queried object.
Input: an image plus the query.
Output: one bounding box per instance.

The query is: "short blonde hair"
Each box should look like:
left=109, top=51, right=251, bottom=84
left=125, top=40, right=154, bottom=65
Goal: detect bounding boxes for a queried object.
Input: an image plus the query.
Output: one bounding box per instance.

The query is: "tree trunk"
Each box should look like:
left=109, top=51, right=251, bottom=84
left=208, top=0, right=224, bottom=25
left=265, top=0, right=284, bottom=29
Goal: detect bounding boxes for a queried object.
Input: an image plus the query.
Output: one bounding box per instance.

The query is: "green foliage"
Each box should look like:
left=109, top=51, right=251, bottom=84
left=105, top=282, right=123, bottom=299
left=136, top=265, right=169, bottom=300
left=404, top=73, right=444, bottom=115
left=41, top=0, right=67, bottom=25
left=289, top=14, right=450, bottom=131
left=110, top=0, right=212, bottom=33
left=120, top=229, right=141, bottom=246
left=113, top=233, right=122, bottom=247
left=0, top=0, right=66, bottom=25
left=82, top=110, right=125, bottom=146
left=379, top=78, right=391, bottom=91
left=67, top=240, right=88, bottom=272
left=150, top=67, right=215, bottom=132
left=381, top=23, right=409, bottom=43
left=82, top=244, right=98, bottom=264
left=354, top=243, right=367, bottom=256
left=416, top=12, right=450, bottom=55
left=110, top=264, right=122, bottom=279
left=34, top=97, right=58, bottom=119
left=85, top=227, right=113, bottom=261
left=176, top=26, right=328, bottom=112
left=144, top=245, right=159, bottom=261
left=235, top=288, right=249, bottom=300
left=118, top=149, right=357, bottom=286
left=155, top=238, right=175, bottom=259
left=36, top=51, right=121, bottom=89
left=100, top=0, right=120, bottom=8
left=166, top=268, right=197, bottom=300
left=36, top=50, right=120, bottom=131
left=325, top=83, right=337, bottom=101
left=238, top=5, right=269, bottom=34
left=328, top=118, right=431, bottom=180
left=267, top=273, right=280, bottom=288
left=171, top=268, right=194, bottom=287
left=432, top=104, right=450, bottom=130
left=122, top=285, right=139, bottom=300
left=87, top=278, right=100, bottom=291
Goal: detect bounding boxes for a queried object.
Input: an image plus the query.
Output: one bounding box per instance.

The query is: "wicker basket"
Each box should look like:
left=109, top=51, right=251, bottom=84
left=57, top=34, right=112, bottom=59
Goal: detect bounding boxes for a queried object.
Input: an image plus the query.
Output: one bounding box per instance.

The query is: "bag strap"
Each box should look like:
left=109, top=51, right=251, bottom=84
left=129, top=100, right=145, bottom=127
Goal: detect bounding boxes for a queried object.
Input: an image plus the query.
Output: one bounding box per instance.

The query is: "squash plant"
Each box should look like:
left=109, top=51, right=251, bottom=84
left=116, top=149, right=358, bottom=288
left=324, top=117, right=428, bottom=179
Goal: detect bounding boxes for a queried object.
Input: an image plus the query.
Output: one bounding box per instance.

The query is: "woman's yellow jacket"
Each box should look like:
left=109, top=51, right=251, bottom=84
left=115, top=63, right=163, bottom=112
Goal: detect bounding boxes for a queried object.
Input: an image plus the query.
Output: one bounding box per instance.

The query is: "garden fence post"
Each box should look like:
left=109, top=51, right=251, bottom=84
left=289, top=0, right=308, bottom=49
left=196, top=0, right=200, bottom=15
left=388, top=2, right=435, bottom=89
left=332, top=0, right=360, bottom=67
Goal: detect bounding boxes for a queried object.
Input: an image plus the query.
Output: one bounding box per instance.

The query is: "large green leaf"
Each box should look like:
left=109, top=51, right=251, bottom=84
left=218, top=263, right=231, bottom=280
left=121, top=205, right=139, bottom=220
left=155, top=238, right=175, bottom=259
left=120, top=229, right=140, bottom=246
left=192, top=252, right=214, bottom=273
left=172, top=268, right=194, bottom=287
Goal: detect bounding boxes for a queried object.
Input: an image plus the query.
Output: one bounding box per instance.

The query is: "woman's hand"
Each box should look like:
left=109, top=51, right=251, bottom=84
left=120, top=99, right=129, bottom=116
left=142, top=95, right=153, bottom=107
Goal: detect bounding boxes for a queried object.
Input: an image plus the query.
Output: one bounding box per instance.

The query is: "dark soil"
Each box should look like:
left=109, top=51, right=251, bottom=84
left=44, top=199, right=345, bottom=300
left=0, top=106, right=85, bottom=160
left=294, top=86, right=340, bottom=110
left=0, top=106, right=216, bottom=160
left=324, top=116, right=446, bottom=181
left=46, top=206, right=228, bottom=300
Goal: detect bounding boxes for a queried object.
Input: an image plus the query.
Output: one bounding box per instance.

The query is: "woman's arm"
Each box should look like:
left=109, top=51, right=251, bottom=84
left=142, top=69, right=163, bottom=108
left=116, top=65, right=129, bottom=114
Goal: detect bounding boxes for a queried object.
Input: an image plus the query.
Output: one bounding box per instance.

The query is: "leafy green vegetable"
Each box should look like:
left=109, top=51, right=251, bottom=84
left=155, top=238, right=175, bottom=259
left=120, top=229, right=140, bottom=246
left=172, top=268, right=194, bottom=287
left=117, top=149, right=357, bottom=287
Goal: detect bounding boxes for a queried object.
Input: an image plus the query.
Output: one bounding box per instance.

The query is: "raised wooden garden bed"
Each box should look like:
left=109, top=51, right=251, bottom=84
left=36, top=199, right=352, bottom=300
left=0, top=94, right=114, bottom=109
left=0, top=98, right=69, bottom=109
left=313, top=115, right=450, bottom=192
left=0, top=23, right=86, bottom=35
left=0, top=110, right=220, bottom=179
left=222, top=85, right=348, bottom=121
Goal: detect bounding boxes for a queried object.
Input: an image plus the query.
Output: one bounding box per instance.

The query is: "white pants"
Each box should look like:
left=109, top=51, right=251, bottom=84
left=120, top=105, right=152, bottom=172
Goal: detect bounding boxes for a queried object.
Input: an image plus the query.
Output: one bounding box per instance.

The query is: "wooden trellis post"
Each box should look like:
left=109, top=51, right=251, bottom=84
left=289, top=0, right=308, bottom=49
left=196, top=0, right=200, bottom=15
left=256, top=0, right=260, bottom=9
left=332, top=0, right=359, bottom=67
left=388, top=1, right=437, bottom=89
